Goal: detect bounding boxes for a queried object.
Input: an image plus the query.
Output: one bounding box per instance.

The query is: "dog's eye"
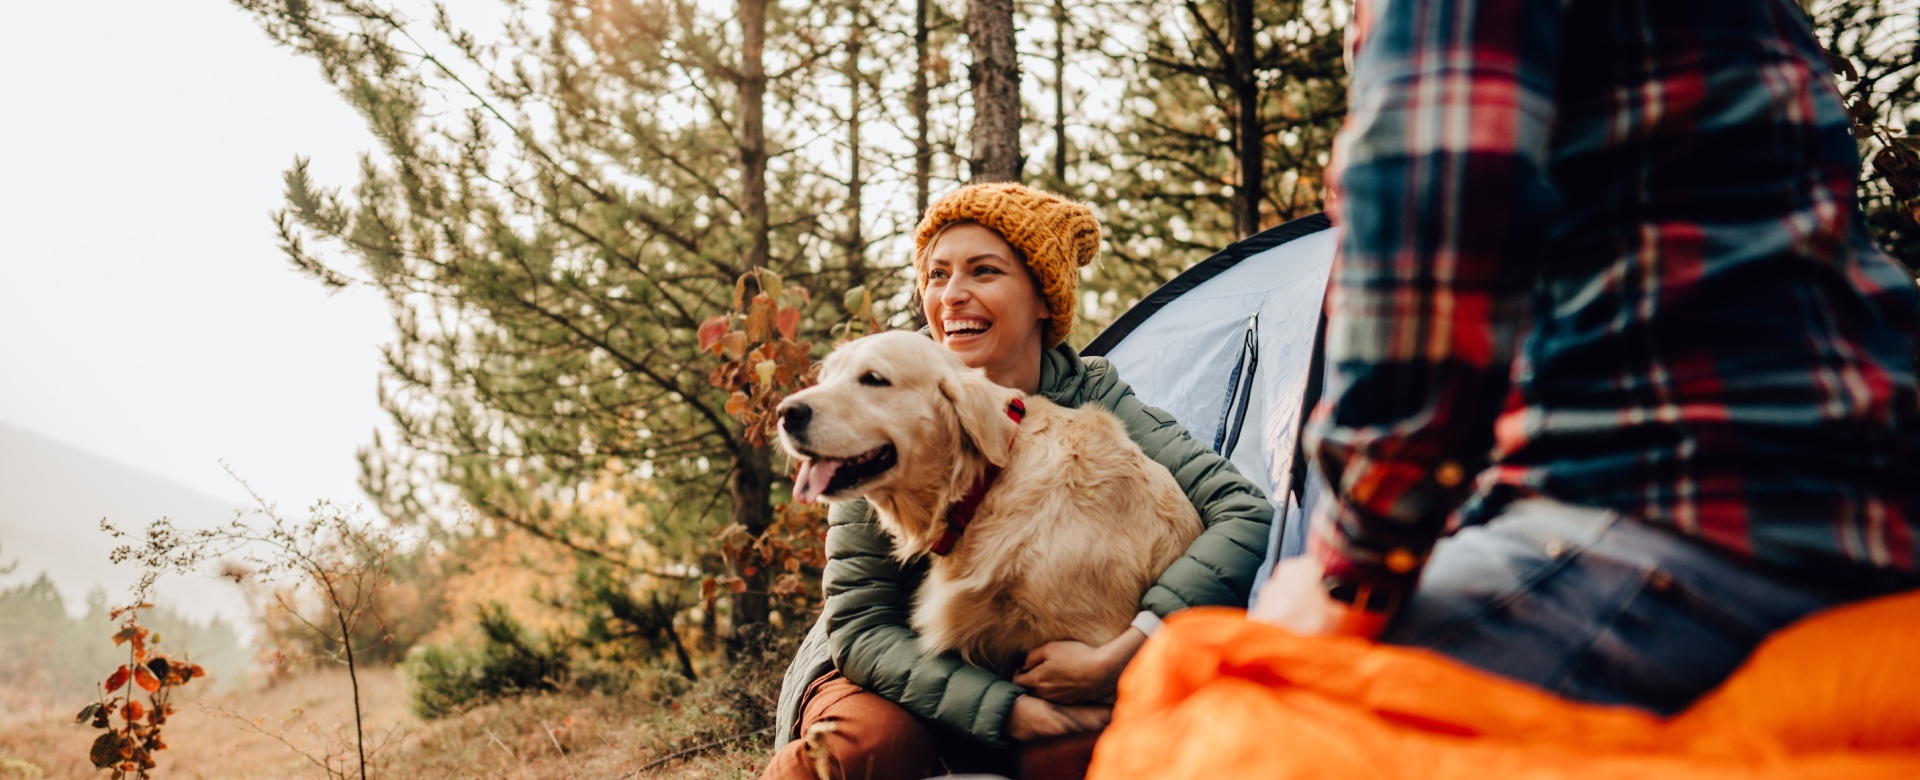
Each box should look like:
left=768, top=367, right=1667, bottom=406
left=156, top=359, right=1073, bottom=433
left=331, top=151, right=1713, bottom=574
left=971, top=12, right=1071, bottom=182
left=859, top=371, right=890, bottom=387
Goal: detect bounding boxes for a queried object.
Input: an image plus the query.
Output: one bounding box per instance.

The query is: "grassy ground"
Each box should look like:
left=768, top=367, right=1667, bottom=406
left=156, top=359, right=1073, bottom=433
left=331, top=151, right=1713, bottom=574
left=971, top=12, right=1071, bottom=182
left=0, top=665, right=779, bottom=779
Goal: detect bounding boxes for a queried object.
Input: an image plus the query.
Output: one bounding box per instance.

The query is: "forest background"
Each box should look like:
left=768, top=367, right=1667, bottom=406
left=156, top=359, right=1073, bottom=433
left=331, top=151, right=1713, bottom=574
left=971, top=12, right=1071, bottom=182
left=2, top=0, right=1916, bottom=777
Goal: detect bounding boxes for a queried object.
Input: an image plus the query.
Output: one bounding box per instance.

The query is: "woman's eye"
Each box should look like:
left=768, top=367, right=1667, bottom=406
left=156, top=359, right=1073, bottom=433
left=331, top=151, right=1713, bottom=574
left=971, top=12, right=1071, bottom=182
left=927, top=269, right=949, bottom=281
left=859, top=371, right=890, bottom=387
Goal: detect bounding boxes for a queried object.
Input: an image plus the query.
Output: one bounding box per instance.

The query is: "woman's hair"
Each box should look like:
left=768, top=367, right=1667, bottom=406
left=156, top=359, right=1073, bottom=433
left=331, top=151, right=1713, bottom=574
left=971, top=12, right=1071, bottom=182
left=914, top=219, right=1026, bottom=271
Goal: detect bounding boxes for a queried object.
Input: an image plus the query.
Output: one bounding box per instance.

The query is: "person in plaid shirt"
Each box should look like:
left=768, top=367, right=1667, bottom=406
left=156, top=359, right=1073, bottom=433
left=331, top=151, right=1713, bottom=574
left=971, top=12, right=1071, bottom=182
left=1253, top=0, right=1920, bottom=713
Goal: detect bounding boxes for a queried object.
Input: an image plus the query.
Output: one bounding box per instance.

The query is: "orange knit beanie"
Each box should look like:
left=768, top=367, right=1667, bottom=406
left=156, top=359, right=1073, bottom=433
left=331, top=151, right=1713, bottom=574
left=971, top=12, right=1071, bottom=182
left=913, top=182, right=1102, bottom=348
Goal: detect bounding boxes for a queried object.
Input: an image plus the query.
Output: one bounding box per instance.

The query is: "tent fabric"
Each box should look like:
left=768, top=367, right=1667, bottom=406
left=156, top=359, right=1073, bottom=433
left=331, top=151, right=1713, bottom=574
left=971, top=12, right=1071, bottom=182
left=1084, top=592, right=1920, bottom=780
left=1083, top=214, right=1339, bottom=588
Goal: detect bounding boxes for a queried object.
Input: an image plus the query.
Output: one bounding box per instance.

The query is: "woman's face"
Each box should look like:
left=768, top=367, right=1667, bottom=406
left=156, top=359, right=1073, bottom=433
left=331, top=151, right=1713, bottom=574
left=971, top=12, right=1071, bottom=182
left=922, top=223, right=1050, bottom=390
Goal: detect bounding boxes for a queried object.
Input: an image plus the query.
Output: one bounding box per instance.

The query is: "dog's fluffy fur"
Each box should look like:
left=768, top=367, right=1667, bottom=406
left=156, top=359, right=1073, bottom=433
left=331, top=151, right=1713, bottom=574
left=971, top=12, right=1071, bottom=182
left=777, top=332, right=1201, bottom=674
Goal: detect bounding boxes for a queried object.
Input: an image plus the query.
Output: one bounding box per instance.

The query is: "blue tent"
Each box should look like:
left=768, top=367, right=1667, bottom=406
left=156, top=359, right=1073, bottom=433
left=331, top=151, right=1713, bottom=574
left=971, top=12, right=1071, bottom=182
left=1082, top=213, right=1337, bottom=599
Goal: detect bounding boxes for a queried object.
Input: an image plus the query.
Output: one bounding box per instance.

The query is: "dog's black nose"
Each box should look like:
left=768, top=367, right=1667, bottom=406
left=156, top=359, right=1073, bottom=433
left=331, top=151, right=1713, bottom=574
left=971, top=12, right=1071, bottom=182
left=781, top=402, right=812, bottom=436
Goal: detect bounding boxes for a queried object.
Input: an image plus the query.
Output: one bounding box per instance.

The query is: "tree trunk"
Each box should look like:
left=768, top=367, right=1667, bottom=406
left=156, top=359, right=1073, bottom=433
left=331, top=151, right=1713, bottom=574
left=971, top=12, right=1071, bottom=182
left=732, top=0, right=774, bottom=644
left=846, top=0, right=867, bottom=294
left=914, top=0, right=933, bottom=215
left=741, top=0, right=771, bottom=274
left=726, top=443, right=773, bottom=647
left=1231, top=0, right=1263, bottom=237
left=966, top=0, right=1022, bottom=182
left=1052, top=0, right=1069, bottom=184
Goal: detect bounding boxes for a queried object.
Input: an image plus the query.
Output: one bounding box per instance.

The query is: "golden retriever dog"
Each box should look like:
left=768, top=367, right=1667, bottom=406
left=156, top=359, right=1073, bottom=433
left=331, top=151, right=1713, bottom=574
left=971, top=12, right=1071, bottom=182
left=776, top=331, right=1201, bottom=675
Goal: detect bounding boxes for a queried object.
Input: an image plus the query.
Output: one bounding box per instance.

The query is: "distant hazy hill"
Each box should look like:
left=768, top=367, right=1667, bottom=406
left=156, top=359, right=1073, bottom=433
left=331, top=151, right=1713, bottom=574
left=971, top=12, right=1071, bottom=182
left=0, top=421, right=252, bottom=630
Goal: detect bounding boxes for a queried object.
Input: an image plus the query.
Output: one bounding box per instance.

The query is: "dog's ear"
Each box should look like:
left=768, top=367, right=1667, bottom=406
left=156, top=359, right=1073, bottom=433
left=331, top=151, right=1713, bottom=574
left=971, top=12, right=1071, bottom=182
left=939, top=367, right=1023, bottom=468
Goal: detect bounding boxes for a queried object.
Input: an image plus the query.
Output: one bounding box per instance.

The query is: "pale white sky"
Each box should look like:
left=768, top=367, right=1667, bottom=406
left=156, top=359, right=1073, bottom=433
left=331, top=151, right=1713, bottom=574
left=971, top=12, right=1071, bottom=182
left=1, top=2, right=398, bottom=511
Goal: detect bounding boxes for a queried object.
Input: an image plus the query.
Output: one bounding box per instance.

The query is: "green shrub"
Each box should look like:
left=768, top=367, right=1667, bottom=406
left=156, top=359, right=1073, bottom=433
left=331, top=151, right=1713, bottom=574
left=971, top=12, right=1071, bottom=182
left=405, top=603, right=570, bottom=719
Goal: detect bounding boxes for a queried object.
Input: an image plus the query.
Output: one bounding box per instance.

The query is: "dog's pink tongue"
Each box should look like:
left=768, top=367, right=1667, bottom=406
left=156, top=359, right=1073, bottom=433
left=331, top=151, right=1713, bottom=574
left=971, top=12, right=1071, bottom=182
left=793, top=458, right=842, bottom=504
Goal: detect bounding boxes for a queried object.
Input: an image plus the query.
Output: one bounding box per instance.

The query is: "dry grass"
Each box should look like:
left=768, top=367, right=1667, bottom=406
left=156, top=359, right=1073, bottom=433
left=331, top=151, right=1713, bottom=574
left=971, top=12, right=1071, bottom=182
left=0, top=665, right=778, bottom=779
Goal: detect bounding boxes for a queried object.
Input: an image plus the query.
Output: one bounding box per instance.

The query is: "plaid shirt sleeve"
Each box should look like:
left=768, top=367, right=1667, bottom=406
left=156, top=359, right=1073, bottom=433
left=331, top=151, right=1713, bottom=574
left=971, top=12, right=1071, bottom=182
left=1307, top=0, right=1568, bottom=600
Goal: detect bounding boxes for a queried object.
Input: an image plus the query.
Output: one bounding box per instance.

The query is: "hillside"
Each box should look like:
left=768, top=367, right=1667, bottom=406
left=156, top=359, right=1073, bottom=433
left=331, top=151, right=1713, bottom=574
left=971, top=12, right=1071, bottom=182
left=0, top=421, right=251, bottom=627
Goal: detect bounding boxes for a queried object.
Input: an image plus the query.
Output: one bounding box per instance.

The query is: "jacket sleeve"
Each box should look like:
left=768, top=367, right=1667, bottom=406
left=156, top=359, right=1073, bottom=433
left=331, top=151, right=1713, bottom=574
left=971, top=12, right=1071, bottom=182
left=821, top=498, right=1027, bottom=745
left=1083, top=359, right=1275, bottom=615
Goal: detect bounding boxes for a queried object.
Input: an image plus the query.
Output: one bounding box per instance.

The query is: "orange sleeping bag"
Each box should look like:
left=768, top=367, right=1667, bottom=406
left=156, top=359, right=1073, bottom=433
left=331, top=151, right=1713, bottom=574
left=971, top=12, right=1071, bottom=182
left=1087, top=592, right=1920, bottom=779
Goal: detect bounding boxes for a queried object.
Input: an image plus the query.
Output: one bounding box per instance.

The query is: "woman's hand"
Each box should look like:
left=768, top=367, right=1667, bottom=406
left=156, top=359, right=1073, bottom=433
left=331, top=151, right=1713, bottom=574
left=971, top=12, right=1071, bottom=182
left=1005, top=695, right=1112, bottom=742
left=1012, top=628, right=1147, bottom=704
left=1249, top=555, right=1389, bottom=638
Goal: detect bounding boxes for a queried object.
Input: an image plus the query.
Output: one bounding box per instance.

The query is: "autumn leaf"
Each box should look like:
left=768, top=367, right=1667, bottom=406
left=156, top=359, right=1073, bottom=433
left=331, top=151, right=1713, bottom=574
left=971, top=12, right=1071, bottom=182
left=90, top=733, right=124, bottom=769
left=842, top=284, right=870, bottom=316
left=708, top=362, right=737, bottom=390
left=122, top=701, right=145, bottom=722
left=698, top=315, right=730, bottom=353
left=775, top=305, right=800, bottom=341
left=780, top=341, right=812, bottom=374
left=725, top=391, right=750, bottom=416
left=726, top=578, right=748, bottom=594
left=1873, top=147, right=1910, bottom=174
left=1824, top=50, right=1859, bottom=81
left=133, top=665, right=160, bottom=693
left=746, top=296, right=774, bottom=342
left=755, top=268, right=783, bottom=302
left=75, top=702, right=104, bottom=724
left=700, top=577, right=718, bottom=603
left=720, top=332, right=749, bottom=360
left=755, top=359, right=777, bottom=386
left=111, top=626, right=139, bottom=646
left=105, top=666, right=130, bottom=692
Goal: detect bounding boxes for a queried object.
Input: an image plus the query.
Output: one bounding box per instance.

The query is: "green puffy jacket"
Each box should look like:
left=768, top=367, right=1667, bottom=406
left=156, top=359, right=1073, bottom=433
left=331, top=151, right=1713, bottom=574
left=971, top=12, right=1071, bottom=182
left=772, top=343, right=1273, bottom=747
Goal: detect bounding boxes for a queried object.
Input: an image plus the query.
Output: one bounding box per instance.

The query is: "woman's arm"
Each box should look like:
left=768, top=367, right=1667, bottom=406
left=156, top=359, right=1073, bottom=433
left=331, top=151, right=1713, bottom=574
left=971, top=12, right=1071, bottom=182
left=821, top=498, right=1028, bottom=745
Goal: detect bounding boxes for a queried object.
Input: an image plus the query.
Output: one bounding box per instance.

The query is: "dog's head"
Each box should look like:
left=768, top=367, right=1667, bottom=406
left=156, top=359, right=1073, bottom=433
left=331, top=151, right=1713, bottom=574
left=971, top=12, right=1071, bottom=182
left=777, top=331, right=1023, bottom=508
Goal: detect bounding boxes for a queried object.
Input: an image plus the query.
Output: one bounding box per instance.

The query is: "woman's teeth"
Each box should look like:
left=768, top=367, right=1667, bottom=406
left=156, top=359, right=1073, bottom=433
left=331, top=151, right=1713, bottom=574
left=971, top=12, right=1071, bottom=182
left=945, top=319, right=990, bottom=335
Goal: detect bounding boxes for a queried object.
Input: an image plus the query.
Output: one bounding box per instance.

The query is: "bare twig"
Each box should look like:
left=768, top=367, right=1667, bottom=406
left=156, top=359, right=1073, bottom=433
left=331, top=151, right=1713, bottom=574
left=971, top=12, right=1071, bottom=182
left=617, top=726, right=772, bottom=778
left=196, top=703, right=342, bottom=779
left=542, top=719, right=575, bottom=773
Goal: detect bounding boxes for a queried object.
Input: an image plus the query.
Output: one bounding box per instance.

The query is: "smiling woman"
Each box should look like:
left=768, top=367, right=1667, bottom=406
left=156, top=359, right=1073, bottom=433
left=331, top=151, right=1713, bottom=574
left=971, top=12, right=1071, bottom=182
left=760, top=183, right=1275, bottom=780
left=922, top=223, right=1053, bottom=394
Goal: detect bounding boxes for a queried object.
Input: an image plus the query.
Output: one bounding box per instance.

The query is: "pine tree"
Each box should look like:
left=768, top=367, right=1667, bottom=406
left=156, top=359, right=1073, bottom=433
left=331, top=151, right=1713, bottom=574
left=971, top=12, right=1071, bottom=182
left=1077, top=0, right=1347, bottom=328
left=236, top=0, right=880, bottom=648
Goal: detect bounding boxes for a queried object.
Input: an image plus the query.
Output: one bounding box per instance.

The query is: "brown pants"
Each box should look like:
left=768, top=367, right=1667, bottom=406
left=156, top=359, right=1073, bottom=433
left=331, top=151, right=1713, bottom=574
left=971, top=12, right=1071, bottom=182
left=759, top=672, right=1097, bottom=780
